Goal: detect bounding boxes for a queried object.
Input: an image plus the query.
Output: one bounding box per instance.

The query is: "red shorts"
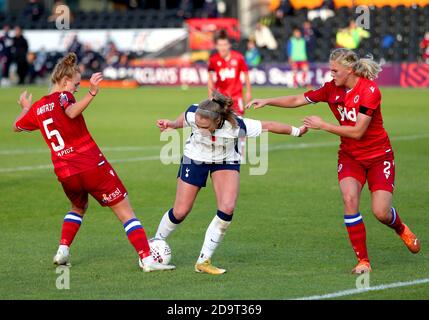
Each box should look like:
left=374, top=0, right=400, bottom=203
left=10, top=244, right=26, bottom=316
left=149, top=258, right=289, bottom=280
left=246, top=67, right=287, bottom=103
left=337, top=151, right=395, bottom=193
left=59, top=161, right=128, bottom=209
left=231, top=96, right=244, bottom=116
left=290, top=61, right=309, bottom=70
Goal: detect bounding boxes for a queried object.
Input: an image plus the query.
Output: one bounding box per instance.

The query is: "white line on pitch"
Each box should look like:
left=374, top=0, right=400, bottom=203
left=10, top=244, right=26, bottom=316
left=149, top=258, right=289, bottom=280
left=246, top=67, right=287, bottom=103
left=292, top=277, right=429, bottom=300
left=0, top=145, right=160, bottom=155
left=1, top=133, right=428, bottom=173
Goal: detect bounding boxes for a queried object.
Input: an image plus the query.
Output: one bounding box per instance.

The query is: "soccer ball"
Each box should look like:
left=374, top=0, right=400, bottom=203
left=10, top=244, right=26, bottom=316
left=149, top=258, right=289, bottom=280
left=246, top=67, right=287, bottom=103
left=149, top=238, right=172, bottom=265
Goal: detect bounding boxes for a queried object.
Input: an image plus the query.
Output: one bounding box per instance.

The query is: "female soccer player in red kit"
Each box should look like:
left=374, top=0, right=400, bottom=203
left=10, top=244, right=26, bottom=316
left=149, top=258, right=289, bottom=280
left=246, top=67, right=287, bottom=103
left=208, top=30, right=251, bottom=116
left=248, top=48, right=420, bottom=274
left=13, top=53, right=174, bottom=272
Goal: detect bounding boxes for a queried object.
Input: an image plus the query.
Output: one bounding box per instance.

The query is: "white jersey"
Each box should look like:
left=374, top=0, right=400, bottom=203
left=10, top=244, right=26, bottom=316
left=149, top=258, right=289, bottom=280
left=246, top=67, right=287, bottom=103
left=183, top=104, right=262, bottom=163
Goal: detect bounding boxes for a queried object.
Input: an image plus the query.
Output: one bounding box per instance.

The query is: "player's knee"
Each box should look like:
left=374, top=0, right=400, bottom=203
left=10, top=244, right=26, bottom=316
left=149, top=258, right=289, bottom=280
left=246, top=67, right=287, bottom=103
left=71, top=203, right=87, bottom=215
left=372, top=204, right=390, bottom=223
left=218, top=202, right=236, bottom=215
left=172, top=206, right=192, bottom=220
left=342, top=194, right=359, bottom=212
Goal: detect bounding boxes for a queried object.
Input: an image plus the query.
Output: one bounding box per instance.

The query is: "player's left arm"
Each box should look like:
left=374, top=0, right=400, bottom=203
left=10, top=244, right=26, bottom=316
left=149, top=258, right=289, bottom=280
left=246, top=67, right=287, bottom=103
left=261, top=121, right=308, bottom=137
left=244, top=118, right=307, bottom=137
left=303, top=113, right=372, bottom=140
left=65, top=72, right=103, bottom=119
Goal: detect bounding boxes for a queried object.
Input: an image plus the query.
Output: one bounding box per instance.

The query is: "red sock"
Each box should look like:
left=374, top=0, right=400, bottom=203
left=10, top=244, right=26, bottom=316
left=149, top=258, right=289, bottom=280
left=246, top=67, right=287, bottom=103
left=60, top=212, right=83, bottom=246
left=387, top=207, right=405, bottom=234
left=123, top=218, right=151, bottom=259
left=344, top=213, right=369, bottom=261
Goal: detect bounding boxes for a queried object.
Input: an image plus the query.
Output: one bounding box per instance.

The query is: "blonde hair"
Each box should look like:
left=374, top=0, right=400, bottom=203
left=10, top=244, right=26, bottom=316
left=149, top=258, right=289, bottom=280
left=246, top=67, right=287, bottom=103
left=51, top=52, right=80, bottom=84
left=329, top=48, right=382, bottom=80
left=197, top=91, right=237, bottom=128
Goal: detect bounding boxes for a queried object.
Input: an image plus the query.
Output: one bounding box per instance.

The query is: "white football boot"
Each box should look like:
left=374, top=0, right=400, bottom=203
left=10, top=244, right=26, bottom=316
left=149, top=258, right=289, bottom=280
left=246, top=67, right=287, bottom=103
left=53, top=245, right=71, bottom=266
left=138, top=257, right=176, bottom=272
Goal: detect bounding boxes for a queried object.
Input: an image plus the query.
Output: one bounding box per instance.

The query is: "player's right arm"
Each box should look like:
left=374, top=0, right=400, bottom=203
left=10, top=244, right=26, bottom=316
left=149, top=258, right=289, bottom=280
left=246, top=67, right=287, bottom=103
left=207, top=72, right=215, bottom=99
left=156, top=113, right=185, bottom=132
left=246, top=94, right=310, bottom=110
left=13, top=90, right=36, bottom=132
left=64, top=72, right=103, bottom=119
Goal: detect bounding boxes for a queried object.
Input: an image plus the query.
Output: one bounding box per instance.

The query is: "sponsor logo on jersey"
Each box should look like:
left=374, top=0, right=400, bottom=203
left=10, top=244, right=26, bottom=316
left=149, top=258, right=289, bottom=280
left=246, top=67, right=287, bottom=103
left=219, top=68, right=236, bottom=81
left=338, top=106, right=357, bottom=122
left=102, top=187, right=122, bottom=204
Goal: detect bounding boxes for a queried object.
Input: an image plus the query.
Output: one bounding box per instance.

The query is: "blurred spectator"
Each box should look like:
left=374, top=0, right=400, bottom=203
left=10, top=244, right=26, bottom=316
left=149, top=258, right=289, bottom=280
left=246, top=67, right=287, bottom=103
left=80, top=44, right=103, bottom=78
left=286, top=28, right=309, bottom=88
left=12, top=26, right=29, bottom=85
left=302, top=20, right=317, bottom=62
left=380, top=33, right=395, bottom=63
left=67, top=35, right=83, bottom=60
left=0, top=25, right=13, bottom=86
left=336, top=20, right=369, bottom=50
left=202, top=0, right=218, bottom=18
left=115, top=53, right=130, bottom=68
left=177, top=0, right=193, bottom=19
left=103, top=40, right=120, bottom=66
left=27, top=48, right=47, bottom=83
left=419, top=31, right=429, bottom=63
left=254, top=22, right=278, bottom=51
left=22, top=0, right=45, bottom=22
left=245, top=38, right=261, bottom=67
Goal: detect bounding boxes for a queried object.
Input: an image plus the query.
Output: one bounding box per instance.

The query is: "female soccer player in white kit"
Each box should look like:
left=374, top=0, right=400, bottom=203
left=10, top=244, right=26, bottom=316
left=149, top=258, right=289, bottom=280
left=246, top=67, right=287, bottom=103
left=154, top=91, right=307, bottom=274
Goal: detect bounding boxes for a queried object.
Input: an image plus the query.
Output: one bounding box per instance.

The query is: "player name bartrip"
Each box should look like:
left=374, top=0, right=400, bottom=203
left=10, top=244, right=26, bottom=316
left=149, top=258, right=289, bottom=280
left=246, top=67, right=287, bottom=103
left=37, top=103, right=55, bottom=115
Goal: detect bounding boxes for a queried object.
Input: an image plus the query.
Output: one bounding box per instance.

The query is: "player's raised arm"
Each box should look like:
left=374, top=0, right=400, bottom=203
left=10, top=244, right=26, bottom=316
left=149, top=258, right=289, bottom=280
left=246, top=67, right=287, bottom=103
left=156, top=112, right=185, bottom=132
left=65, top=72, right=103, bottom=119
left=261, top=121, right=308, bottom=137
left=246, top=93, right=310, bottom=110
left=13, top=90, right=33, bottom=132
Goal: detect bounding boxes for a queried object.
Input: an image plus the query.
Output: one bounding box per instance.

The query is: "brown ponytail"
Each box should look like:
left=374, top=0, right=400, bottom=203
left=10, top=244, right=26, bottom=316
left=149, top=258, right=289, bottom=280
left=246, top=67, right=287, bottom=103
left=51, top=52, right=80, bottom=84
left=197, top=91, right=237, bottom=127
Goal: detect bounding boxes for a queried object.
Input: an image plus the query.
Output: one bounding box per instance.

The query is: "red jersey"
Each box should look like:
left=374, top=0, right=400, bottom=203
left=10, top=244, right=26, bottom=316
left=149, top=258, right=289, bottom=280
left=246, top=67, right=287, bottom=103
left=15, top=91, right=105, bottom=179
left=304, top=78, right=392, bottom=161
left=208, top=50, right=248, bottom=98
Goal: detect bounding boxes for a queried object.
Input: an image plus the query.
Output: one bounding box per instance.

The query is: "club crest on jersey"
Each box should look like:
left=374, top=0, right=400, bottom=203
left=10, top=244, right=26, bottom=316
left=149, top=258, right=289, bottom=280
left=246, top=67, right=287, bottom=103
left=338, top=106, right=357, bottom=122
left=354, top=95, right=360, bottom=103
left=230, top=59, right=237, bottom=66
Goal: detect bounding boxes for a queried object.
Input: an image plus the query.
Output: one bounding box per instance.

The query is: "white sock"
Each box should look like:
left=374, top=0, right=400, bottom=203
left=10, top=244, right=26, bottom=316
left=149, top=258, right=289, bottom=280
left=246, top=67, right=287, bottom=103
left=155, top=208, right=182, bottom=240
left=58, top=245, right=69, bottom=254
left=141, top=255, right=155, bottom=265
left=197, top=212, right=232, bottom=264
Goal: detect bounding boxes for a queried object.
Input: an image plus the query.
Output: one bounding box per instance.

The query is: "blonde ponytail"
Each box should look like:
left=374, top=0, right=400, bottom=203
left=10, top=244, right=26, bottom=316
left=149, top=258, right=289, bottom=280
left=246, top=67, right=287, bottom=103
left=329, top=48, right=382, bottom=80
left=51, top=52, right=80, bottom=84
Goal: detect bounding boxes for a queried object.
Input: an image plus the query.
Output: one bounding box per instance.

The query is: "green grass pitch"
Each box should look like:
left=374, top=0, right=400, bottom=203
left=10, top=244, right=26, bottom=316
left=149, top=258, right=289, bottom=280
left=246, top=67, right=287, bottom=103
left=0, top=86, right=428, bottom=299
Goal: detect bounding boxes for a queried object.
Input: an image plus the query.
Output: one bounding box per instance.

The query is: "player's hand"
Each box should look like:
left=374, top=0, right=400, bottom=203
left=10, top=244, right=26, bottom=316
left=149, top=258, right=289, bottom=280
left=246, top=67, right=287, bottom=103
left=303, top=115, right=324, bottom=130
left=18, top=90, right=32, bottom=110
left=89, top=72, right=103, bottom=95
left=298, top=125, right=308, bottom=137
left=156, top=119, right=175, bottom=131
left=246, top=98, right=268, bottom=110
